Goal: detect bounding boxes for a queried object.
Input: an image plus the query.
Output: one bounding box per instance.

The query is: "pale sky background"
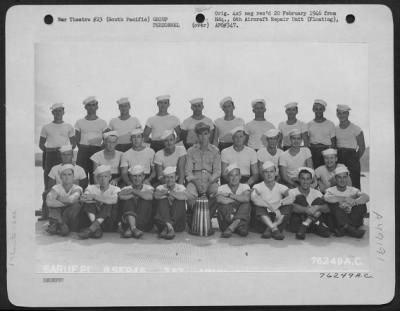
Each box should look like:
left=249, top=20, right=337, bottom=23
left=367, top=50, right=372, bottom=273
left=35, top=42, right=368, bottom=151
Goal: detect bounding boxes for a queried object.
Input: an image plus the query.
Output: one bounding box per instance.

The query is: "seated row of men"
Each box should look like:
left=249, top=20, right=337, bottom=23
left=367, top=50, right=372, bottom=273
left=46, top=160, right=369, bottom=241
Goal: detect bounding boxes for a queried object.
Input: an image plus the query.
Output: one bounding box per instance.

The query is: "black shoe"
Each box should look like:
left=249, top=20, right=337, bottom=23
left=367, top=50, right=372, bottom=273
left=92, top=227, right=103, bottom=239
left=78, top=228, right=92, bottom=240
left=221, top=227, right=233, bottom=238
left=58, top=223, right=70, bottom=237
left=132, top=228, right=144, bottom=239
left=313, top=223, right=331, bottom=238
left=345, top=226, right=365, bottom=238
left=165, top=227, right=175, bottom=240
left=46, top=223, right=58, bottom=235
left=261, top=227, right=272, bottom=239
left=237, top=227, right=248, bottom=237
left=334, top=227, right=346, bottom=237
left=271, top=229, right=285, bottom=240
left=296, top=224, right=307, bottom=240
left=121, top=228, right=133, bottom=238
left=159, top=227, right=168, bottom=239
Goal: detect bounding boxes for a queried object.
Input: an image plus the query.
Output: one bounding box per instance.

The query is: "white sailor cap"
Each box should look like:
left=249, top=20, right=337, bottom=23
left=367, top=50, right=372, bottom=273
left=230, top=126, right=247, bottom=136
left=219, top=96, right=234, bottom=109
left=264, top=128, right=280, bottom=138
left=59, top=144, right=73, bottom=153
left=163, top=166, right=176, bottom=176
left=225, top=163, right=240, bottom=175
left=337, top=104, right=351, bottom=112
left=189, top=97, right=203, bottom=105
left=50, top=103, right=64, bottom=111
left=128, top=165, right=145, bottom=175
left=59, top=163, right=74, bottom=174
left=117, top=97, right=130, bottom=105
left=94, top=165, right=111, bottom=176
left=314, top=99, right=327, bottom=108
left=334, top=165, right=349, bottom=175
left=251, top=99, right=266, bottom=108
left=103, top=131, right=119, bottom=139
left=298, top=167, right=314, bottom=178
left=160, top=129, right=175, bottom=140
left=262, top=161, right=276, bottom=171
left=156, top=95, right=170, bottom=102
left=285, top=102, right=298, bottom=109
left=322, top=148, right=337, bottom=156
left=130, top=128, right=144, bottom=136
left=83, top=96, right=97, bottom=106
left=289, top=128, right=302, bottom=137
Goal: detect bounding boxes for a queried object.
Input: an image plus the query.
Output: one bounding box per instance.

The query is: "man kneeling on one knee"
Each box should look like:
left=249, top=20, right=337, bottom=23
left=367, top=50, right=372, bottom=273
left=217, top=164, right=251, bottom=238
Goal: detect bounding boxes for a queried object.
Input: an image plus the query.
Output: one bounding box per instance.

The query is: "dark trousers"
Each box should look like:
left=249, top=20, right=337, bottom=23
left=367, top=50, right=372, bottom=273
left=218, top=141, right=234, bottom=152
left=42, top=149, right=61, bottom=189
left=115, top=143, right=132, bottom=153
left=81, top=202, right=117, bottom=232
left=120, top=198, right=154, bottom=232
left=217, top=202, right=251, bottom=232
left=150, top=140, right=165, bottom=153
left=154, top=198, right=187, bottom=232
left=309, top=144, right=330, bottom=169
left=337, top=148, right=361, bottom=190
left=250, top=204, right=292, bottom=233
left=221, top=175, right=250, bottom=185
left=48, top=202, right=82, bottom=232
left=328, top=203, right=366, bottom=229
left=76, top=145, right=102, bottom=184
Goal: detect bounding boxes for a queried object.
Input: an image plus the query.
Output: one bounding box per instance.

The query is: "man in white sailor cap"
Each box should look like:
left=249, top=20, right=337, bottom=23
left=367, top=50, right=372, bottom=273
left=154, top=166, right=195, bottom=239
left=120, top=128, right=156, bottom=186
left=143, top=95, right=181, bottom=153
left=181, top=97, right=215, bottom=149
left=213, top=96, right=245, bottom=151
left=108, top=97, right=142, bottom=152
left=306, top=99, right=336, bottom=168
left=39, top=103, right=75, bottom=220
left=216, top=164, right=252, bottom=238
left=279, top=128, right=313, bottom=188
left=79, top=165, right=121, bottom=239
left=118, top=165, right=155, bottom=238
left=278, top=102, right=308, bottom=150
left=75, top=96, right=108, bottom=184
left=335, top=104, right=366, bottom=190
left=257, top=128, right=283, bottom=179
left=324, top=165, right=369, bottom=238
left=245, top=99, right=275, bottom=151
left=154, top=129, right=187, bottom=185
left=315, top=148, right=351, bottom=193
left=251, top=161, right=292, bottom=239
left=46, top=164, right=83, bottom=236
left=221, top=126, right=259, bottom=187
left=287, top=167, right=331, bottom=240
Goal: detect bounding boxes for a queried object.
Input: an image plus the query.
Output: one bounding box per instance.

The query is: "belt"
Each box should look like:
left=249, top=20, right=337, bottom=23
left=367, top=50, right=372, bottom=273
left=310, top=143, right=329, bottom=147
left=45, top=147, right=60, bottom=152
left=193, top=169, right=211, bottom=174
left=78, top=144, right=101, bottom=149
left=338, top=147, right=357, bottom=151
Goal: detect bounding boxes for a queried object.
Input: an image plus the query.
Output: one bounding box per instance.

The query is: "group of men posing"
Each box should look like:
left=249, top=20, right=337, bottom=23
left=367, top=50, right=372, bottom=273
left=39, top=95, right=369, bottom=241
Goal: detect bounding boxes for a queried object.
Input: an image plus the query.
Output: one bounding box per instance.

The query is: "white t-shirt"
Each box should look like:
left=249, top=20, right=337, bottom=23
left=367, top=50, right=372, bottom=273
left=181, top=116, right=215, bottom=145
left=335, top=122, right=362, bottom=149
left=121, top=184, right=154, bottom=193
left=279, top=148, right=312, bottom=179
left=324, top=186, right=361, bottom=200
left=307, top=119, right=335, bottom=145
left=214, top=117, right=245, bottom=143
left=90, top=150, right=123, bottom=175
left=278, top=120, right=307, bottom=147
left=245, top=120, right=275, bottom=150
left=218, top=183, right=250, bottom=195
left=154, top=146, right=187, bottom=169
left=156, top=183, right=186, bottom=193
left=75, top=118, right=108, bottom=146
left=48, top=184, right=82, bottom=200
left=48, top=164, right=87, bottom=184
left=221, top=146, right=258, bottom=176
left=251, top=182, right=288, bottom=210
left=40, top=122, right=75, bottom=148
left=288, top=187, right=323, bottom=206
left=257, top=148, right=283, bottom=171
left=120, top=148, right=155, bottom=174
left=145, top=115, right=180, bottom=140
left=108, top=117, right=142, bottom=144
left=84, top=184, right=121, bottom=204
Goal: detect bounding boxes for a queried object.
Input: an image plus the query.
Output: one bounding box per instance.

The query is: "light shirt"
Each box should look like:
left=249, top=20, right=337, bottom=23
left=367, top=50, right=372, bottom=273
left=108, top=117, right=142, bottom=144
left=185, top=144, right=221, bottom=181
left=120, top=147, right=155, bottom=174
left=214, top=117, right=245, bottom=143
left=121, top=184, right=154, bottom=193
left=307, top=119, right=336, bottom=145
left=154, top=146, right=187, bottom=169
left=75, top=118, right=108, bottom=146
left=324, top=186, right=361, bottom=201
left=40, top=122, right=75, bottom=148
left=245, top=120, right=275, bottom=150
left=145, top=115, right=180, bottom=140
left=335, top=122, right=362, bottom=149
left=278, top=120, right=307, bottom=147
left=221, top=146, right=257, bottom=176
left=288, top=187, right=323, bottom=206
left=251, top=182, right=288, bottom=211
left=257, top=148, right=283, bottom=171
left=156, top=183, right=186, bottom=193
left=90, top=150, right=123, bottom=175
left=48, top=164, right=87, bottom=184
left=279, top=148, right=312, bottom=179
left=84, top=184, right=121, bottom=204
left=181, top=116, right=215, bottom=145
left=218, top=183, right=250, bottom=195
left=48, top=184, right=82, bottom=200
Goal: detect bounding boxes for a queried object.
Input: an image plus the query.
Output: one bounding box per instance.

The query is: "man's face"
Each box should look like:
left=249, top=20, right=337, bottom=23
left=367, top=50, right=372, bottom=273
left=285, top=107, right=298, bottom=118
left=299, top=172, right=312, bottom=190
left=313, top=103, right=325, bottom=118
left=52, top=108, right=64, bottom=120
left=228, top=169, right=241, bottom=186
left=60, top=169, right=74, bottom=184
left=323, top=154, right=337, bottom=169
left=97, top=171, right=111, bottom=187
left=263, top=167, right=276, bottom=183
left=222, top=101, right=234, bottom=114
left=290, top=134, right=302, bottom=147
left=163, top=134, right=176, bottom=150
left=253, top=103, right=266, bottom=115
left=266, top=135, right=279, bottom=149
left=131, top=173, right=145, bottom=187
left=197, top=130, right=210, bottom=145
left=165, top=173, right=176, bottom=188
left=131, top=134, right=143, bottom=148
left=118, top=103, right=130, bottom=114
left=191, top=102, right=203, bottom=114
left=104, top=136, right=118, bottom=151
left=232, top=131, right=246, bottom=147
left=157, top=100, right=170, bottom=113
left=336, top=109, right=349, bottom=122
left=60, top=150, right=73, bottom=164
left=335, top=173, right=349, bottom=188
left=85, top=101, right=98, bottom=114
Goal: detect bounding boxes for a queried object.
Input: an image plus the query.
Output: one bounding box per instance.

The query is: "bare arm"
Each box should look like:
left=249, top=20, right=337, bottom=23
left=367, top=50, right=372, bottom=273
left=144, top=165, right=156, bottom=185
left=69, top=136, right=77, bottom=149
left=230, top=190, right=251, bottom=203
left=142, top=125, right=152, bottom=143
left=302, top=132, right=309, bottom=147
left=330, top=136, right=336, bottom=149
left=155, top=163, right=164, bottom=184
left=174, top=126, right=182, bottom=143
left=180, top=129, right=188, bottom=146
left=356, top=131, right=366, bottom=159
left=170, top=189, right=196, bottom=201
left=75, top=130, right=81, bottom=145
left=177, top=156, right=186, bottom=185
left=305, top=157, right=314, bottom=169
left=121, top=167, right=130, bottom=186
left=39, top=136, right=47, bottom=152
left=247, top=163, right=259, bottom=186
left=279, top=165, right=297, bottom=188
left=221, top=161, right=229, bottom=183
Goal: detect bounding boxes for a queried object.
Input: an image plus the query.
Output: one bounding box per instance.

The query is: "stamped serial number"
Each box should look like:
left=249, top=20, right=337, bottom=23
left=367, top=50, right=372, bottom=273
left=311, top=256, right=361, bottom=266
left=320, top=272, right=373, bottom=279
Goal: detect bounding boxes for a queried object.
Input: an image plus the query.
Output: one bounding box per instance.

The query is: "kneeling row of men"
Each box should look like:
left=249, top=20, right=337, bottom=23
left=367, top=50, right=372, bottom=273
left=46, top=160, right=369, bottom=241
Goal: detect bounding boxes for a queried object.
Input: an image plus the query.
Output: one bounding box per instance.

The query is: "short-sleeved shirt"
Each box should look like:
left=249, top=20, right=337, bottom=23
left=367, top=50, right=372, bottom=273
left=120, top=147, right=155, bottom=174
left=47, top=184, right=82, bottom=201
left=156, top=183, right=186, bottom=193
left=90, top=150, right=123, bottom=175
left=145, top=115, right=180, bottom=140
left=185, top=144, right=221, bottom=180
left=279, top=148, right=312, bottom=179
left=307, top=119, right=335, bottom=145
left=154, top=146, right=187, bottom=169
left=75, top=118, right=108, bottom=146
left=324, top=186, right=361, bottom=201
left=40, top=122, right=75, bottom=148
left=218, top=183, right=250, bottom=196
left=181, top=116, right=215, bottom=145
left=108, top=117, right=142, bottom=145
left=245, top=120, right=275, bottom=150
left=214, top=117, right=245, bottom=143
left=121, top=184, right=154, bottom=193
left=48, top=164, right=87, bottom=184
left=257, top=148, right=283, bottom=171
left=84, top=184, right=120, bottom=204
left=221, top=146, right=257, bottom=176
left=335, top=122, right=362, bottom=149
left=252, top=182, right=288, bottom=210
left=278, top=120, right=307, bottom=147
left=288, top=187, right=323, bottom=206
